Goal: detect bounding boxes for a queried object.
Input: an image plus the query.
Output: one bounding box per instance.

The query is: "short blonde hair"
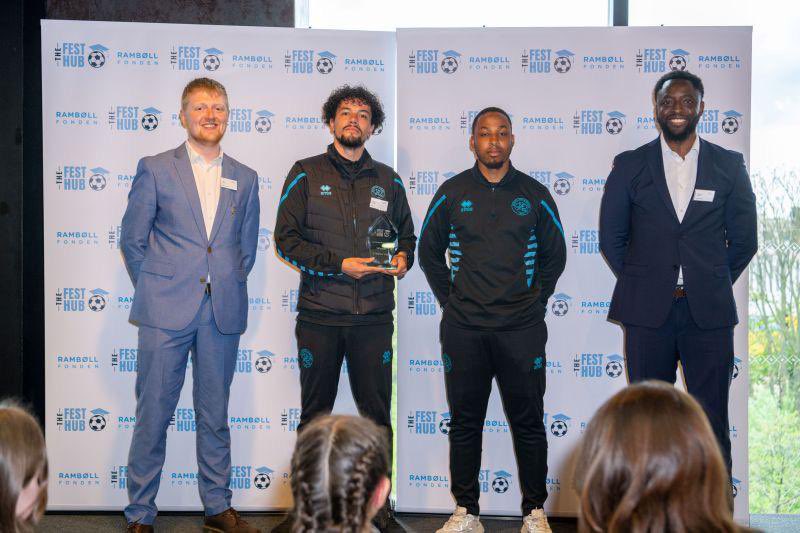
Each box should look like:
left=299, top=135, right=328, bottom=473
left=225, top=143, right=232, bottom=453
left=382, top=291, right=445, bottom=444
left=181, top=77, right=228, bottom=110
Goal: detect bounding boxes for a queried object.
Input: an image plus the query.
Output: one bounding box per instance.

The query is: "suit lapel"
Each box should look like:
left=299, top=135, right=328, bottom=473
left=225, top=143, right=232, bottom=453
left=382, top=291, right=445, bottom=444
left=681, top=138, right=714, bottom=227
left=173, top=144, right=209, bottom=243
left=209, top=156, right=236, bottom=245
left=646, top=139, right=680, bottom=224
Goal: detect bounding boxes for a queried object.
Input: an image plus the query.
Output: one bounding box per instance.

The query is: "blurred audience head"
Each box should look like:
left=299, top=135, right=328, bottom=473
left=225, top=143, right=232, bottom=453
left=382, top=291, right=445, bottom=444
left=291, top=415, right=390, bottom=533
left=0, top=400, right=47, bottom=533
left=575, top=381, right=745, bottom=533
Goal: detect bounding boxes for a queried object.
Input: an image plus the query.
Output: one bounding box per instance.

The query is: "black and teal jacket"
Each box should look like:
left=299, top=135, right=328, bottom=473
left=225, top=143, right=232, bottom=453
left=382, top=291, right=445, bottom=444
left=274, top=144, right=416, bottom=325
left=418, top=163, right=566, bottom=330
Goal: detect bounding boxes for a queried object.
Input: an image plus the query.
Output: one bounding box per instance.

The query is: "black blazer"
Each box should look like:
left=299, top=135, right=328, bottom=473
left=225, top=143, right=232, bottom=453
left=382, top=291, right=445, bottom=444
left=599, top=137, right=757, bottom=329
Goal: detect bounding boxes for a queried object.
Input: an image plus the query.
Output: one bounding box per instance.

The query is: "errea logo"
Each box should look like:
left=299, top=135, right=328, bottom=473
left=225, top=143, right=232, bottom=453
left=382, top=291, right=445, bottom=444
left=320, top=184, right=332, bottom=196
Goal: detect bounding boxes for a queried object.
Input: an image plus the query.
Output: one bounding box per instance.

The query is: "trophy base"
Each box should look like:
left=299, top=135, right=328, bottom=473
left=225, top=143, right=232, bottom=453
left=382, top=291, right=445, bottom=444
left=367, top=261, right=397, bottom=270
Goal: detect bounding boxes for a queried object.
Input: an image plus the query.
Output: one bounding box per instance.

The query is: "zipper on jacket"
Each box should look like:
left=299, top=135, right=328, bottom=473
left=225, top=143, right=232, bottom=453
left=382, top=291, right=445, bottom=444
left=350, top=180, right=360, bottom=314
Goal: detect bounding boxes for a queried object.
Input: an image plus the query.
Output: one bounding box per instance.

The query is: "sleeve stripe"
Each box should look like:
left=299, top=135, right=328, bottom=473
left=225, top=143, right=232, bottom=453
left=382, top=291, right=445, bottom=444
left=394, top=178, right=405, bottom=188
left=420, top=194, right=447, bottom=237
left=278, top=172, right=307, bottom=206
left=540, top=200, right=564, bottom=237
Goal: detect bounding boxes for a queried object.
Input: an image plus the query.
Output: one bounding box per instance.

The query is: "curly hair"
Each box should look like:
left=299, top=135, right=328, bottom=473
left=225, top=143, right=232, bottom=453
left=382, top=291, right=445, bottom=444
left=575, top=381, right=752, bottom=533
left=322, top=85, right=386, bottom=130
left=291, top=415, right=389, bottom=533
left=0, top=400, right=48, bottom=533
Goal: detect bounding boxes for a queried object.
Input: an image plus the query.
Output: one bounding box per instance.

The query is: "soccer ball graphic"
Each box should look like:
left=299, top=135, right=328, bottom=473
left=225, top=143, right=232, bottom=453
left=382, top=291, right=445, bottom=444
left=254, top=356, right=272, bottom=374
left=441, top=55, right=459, bottom=74
left=89, top=415, right=107, bottom=431
left=316, top=57, right=334, bottom=74
left=88, top=174, right=107, bottom=191
left=551, top=299, right=569, bottom=317
left=732, top=483, right=739, bottom=498
left=203, top=54, right=221, bottom=71
left=669, top=55, right=687, bottom=71
left=605, top=360, right=624, bottom=378
left=141, top=113, right=159, bottom=131
left=550, top=420, right=569, bottom=437
left=254, top=473, right=271, bottom=490
left=491, top=477, right=510, bottom=493
left=732, top=362, right=740, bottom=380
left=606, top=117, right=624, bottom=135
left=553, top=178, right=571, bottom=196
left=373, top=124, right=383, bottom=135
left=88, top=51, right=106, bottom=68
left=88, top=295, right=106, bottom=312
left=722, top=117, right=739, bottom=134
left=254, top=116, right=272, bottom=133
left=554, top=56, right=572, bottom=73
left=439, top=418, right=451, bottom=435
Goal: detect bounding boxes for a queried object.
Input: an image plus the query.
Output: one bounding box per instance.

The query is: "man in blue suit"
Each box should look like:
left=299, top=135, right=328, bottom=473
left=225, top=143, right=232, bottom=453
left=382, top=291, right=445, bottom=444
left=121, top=78, right=260, bottom=533
left=600, top=70, right=757, bottom=474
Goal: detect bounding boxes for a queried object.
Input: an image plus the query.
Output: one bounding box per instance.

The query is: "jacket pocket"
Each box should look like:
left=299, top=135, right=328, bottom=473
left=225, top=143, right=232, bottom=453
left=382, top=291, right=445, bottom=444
left=140, top=259, right=175, bottom=278
left=622, top=263, right=648, bottom=277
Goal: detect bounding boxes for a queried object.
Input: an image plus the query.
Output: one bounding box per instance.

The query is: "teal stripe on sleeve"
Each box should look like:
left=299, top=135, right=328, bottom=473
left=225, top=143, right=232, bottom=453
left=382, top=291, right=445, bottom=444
left=278, top=172, right=307, bottom=206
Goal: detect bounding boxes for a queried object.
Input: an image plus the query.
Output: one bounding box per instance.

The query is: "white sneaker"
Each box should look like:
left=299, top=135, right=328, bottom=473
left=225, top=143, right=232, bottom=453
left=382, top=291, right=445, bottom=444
left=436, top=506, right=484, bottom=533
left=521, top=508, right=552, bottom=533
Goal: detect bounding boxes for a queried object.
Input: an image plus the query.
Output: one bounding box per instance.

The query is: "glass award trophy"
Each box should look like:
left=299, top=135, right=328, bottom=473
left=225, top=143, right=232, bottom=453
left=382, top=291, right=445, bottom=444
left=366, top=215, right=399, bottom=269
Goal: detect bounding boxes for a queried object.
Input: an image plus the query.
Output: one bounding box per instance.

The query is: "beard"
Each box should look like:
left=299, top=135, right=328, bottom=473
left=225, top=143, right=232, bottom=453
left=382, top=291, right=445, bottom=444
left=658, top=114, right=700, bottom=143
left=477, top=152, right=507, bottom=170
left=336, top=129, right=366, bottom=149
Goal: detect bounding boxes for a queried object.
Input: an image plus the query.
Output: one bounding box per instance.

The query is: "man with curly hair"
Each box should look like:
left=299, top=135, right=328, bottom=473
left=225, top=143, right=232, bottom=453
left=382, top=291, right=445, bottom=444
left=274, top=85, right=415, bottom=531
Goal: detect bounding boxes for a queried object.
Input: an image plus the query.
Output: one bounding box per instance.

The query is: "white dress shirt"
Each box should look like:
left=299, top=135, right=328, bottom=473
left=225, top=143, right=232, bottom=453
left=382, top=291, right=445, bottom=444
left=660, top=134, right=700, bottom=285
left=186, top=141, right=223, bottom=240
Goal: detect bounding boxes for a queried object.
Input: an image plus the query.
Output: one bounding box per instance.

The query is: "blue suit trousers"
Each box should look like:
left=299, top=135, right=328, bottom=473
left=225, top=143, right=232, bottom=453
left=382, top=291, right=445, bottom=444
left=124, top=294, right=240, bottom=525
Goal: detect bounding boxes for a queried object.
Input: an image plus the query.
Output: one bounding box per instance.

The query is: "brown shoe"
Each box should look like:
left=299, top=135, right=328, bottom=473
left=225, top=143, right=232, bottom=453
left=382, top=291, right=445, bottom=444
left=126, top=522, right=154, bottom=532
left=203, top=508, right=260, bottom=533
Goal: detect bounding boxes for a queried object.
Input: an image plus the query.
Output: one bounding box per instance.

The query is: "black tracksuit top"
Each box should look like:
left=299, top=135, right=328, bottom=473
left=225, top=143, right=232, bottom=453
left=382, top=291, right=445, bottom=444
left=418, top=163, right=567, bottom=330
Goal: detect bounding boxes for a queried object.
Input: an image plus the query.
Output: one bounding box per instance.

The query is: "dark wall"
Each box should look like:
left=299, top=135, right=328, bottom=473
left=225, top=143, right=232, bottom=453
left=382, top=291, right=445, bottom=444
left=47, top=0, right=294, bottom=26
left=1, top=0, right=294, bottom=420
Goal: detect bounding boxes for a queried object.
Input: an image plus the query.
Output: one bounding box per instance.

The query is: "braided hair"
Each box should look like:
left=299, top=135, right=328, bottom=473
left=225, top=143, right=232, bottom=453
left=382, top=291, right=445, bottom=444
left=290, top=415, right=389, bottom=533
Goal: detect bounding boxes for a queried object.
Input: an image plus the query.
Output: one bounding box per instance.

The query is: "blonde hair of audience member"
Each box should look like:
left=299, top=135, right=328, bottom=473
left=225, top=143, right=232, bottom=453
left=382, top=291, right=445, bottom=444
left=0, top=401, right=48, bottom=533
left=290, top=415, right=390, bottom=533
left=575, top=381, right=750, bottom=533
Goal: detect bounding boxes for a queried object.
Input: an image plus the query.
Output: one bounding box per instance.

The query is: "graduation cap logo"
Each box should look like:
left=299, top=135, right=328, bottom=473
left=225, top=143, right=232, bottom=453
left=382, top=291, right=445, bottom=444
left=554, top=49, right=574, bottom=73
left=440, top=50, right=461, bottom=74
left=203, top=48, right=224, bottom=71
left=605, top=110, right=626, bottom=135
left=141, top=107, right=161, bottom=131
left=669, top=49, right=690, bottom=71
left=439, top=412, right=452, bottom=434
left=88, top=44, right=109, bottom=68
left=316, top=51, right=337, bottom=74
left=553, top=171, right=574, bottom=196
left=721, top=110, right=742, bottom=134
left=550, top=413, right=571, bottom=437
left=254, top=466, right=274, bottom=489
left=605, top=354, right=625, bottom=378
left=491, top=470, right=513, bottom=493
left=442, top=171, right=457, bottom=180
left=88, top=288, right=109, bottom=311
left=255, top=350, right=274, bottom=374
left=551, top=293, right=572, bottom=317
left=88, top=167, right=109, bottom=191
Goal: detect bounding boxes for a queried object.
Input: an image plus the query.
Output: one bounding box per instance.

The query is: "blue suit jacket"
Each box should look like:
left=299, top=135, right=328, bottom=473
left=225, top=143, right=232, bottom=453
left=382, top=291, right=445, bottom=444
left=121, top=144, right=260, bottom=334
left=599, top=137, right=757, bottom=329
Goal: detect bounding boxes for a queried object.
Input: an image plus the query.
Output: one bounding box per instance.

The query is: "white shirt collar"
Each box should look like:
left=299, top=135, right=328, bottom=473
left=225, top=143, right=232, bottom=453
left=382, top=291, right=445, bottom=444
left=660, top=134, right=700, bottom=163
left=185, top=141, right=223, bottom=166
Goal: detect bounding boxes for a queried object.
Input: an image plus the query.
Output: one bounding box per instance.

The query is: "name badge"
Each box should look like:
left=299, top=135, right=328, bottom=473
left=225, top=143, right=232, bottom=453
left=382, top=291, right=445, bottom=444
left=221, top=178, right=238, bottom=191
left=370, top=197, right=388, bottom=212
left=693, top=189, right=715, bottom=202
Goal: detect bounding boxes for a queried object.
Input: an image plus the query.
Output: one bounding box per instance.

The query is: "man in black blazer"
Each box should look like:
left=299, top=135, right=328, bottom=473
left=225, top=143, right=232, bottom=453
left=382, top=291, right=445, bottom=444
left=599, top=70, right=757, bottom=473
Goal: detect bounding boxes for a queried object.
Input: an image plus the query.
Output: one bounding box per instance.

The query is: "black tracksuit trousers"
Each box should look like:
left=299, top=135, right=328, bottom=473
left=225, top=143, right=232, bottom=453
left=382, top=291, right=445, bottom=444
left=441, top=320, right=549, bottom=516
left=294, top=320, right=394, bottom=458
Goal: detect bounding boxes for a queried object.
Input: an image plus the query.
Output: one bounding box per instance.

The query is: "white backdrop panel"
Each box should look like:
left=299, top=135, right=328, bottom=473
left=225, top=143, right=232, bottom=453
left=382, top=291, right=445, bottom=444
left=395, top=26, right=751, bottom=519
left=42, top=19, right=395, bottom=511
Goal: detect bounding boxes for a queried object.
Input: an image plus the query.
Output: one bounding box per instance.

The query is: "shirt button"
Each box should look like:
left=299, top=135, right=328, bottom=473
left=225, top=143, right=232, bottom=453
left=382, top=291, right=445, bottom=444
left=207, top=246, right=212, bottom=254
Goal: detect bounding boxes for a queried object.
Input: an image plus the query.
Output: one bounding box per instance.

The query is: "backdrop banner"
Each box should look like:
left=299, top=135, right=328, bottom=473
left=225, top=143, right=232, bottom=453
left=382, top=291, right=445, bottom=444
left=395, top=26, right=751, bottom=519
left=42, top=19, right=395, bottom=511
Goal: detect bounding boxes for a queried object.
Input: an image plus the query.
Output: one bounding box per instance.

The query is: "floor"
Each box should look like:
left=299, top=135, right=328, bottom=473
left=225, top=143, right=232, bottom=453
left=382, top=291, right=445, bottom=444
left=37, top=512, right=800, bottom=532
